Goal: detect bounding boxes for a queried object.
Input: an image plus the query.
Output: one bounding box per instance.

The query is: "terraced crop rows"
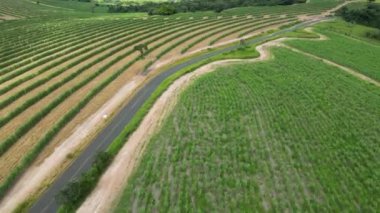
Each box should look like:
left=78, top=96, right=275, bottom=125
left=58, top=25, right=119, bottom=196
left=0, top=0, right=342, bottom=198
left=115, top=47, right=379, bottom=212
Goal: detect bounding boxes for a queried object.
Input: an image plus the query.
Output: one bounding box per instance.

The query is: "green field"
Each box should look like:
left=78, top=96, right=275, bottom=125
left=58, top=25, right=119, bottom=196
left=286, top=23, right=380, bottom=81
left=115, top=33, right=380, bottom=212
left=314, top=20, right=380, bottom=45
left=0, top=0, right=343, bottom=202
left=2, top=0, right=379, bottom=212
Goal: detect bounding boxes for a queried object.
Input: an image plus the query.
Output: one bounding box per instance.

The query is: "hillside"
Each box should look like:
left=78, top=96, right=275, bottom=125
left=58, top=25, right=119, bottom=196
left=2, top=0, right=378, bottom=212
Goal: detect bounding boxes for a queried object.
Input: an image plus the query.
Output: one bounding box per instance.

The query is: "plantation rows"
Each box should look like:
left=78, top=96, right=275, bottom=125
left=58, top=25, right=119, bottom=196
left=0, top=0, right=45, bottom=19
left=0, top=0, right=342, bottom=199
left=116, top=48, right=379, bottom=212
left=0, top=0, right=99, bottom=20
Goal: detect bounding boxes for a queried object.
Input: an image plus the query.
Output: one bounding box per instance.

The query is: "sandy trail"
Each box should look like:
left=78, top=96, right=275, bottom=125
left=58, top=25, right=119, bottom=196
left=0, top=15, right=18, bottom=20
left=78, top=40, right=281, bottom=213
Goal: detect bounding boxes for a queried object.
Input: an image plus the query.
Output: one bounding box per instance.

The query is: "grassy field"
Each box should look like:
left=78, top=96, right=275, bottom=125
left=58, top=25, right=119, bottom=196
left=0, top=0, right=344, bottom=199
left=313, top=20, right=380, bottom=45
left=286, top=22, right=380, bottom=81
left=115, top=46, right=380, bottom=212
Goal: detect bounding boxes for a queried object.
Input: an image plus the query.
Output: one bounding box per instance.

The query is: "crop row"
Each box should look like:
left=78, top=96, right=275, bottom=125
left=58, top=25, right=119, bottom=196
left=0, top=21, right=168, bottom=97
left=209, top=16, right=294, bottom=45
left=0, top=20, right=155, bottom=77
left=0, top=20, right=130, bottom=69
left=149, top=15, right=252, bottom=60
left=151, top=16, right=283, bottom=68
left=180, top=16, right=278, bottom=54
left=0, top=23, right=138, bottom=74
left=1, top=10, right=233, bottom=158
left=0, top=18, right=196, bottom=83
left=0, top=19, right=117, bottom=57
left=0, top=17, right=209, bottom=131
left=0, top=17, right=220, bottom=102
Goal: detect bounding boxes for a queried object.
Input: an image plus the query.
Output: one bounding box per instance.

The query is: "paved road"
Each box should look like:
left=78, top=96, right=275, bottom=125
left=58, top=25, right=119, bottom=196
left=30, top=18, right=326, bottom=213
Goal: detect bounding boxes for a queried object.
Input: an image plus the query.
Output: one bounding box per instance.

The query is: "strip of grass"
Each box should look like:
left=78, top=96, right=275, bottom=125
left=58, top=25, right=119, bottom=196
left=115, top=47, right=380, bottom=212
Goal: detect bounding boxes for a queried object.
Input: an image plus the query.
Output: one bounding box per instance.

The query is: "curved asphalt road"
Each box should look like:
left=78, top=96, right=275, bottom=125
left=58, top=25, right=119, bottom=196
left=30, top=18, right=327, bottom=213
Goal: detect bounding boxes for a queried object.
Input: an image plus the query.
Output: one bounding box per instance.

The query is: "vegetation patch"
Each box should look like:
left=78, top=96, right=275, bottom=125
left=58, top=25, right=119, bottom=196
left=315, top=19, right=380, bottom=44
left=286, top=24, right=380, bottom=81
left=108, top=0, right=307, bottom=15
left=338, top=1, right=380, bottom=29
left=115, top=47, right=380, bottom=212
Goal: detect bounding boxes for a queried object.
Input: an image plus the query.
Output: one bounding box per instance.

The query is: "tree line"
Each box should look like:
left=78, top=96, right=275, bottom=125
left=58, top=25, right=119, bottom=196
left=338, top=1, right=380, bottom=40
left=338, top=1, right=380, bottom=29
left=107, top=0, right=307, bottom=15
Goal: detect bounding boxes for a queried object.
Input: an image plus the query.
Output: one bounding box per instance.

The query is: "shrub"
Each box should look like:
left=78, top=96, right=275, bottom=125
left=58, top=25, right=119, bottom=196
left=338, top=3, right=380, bottom=29
left=57, top=152, right=112, bottom=210
left=365, top=30, right=380, bottom=40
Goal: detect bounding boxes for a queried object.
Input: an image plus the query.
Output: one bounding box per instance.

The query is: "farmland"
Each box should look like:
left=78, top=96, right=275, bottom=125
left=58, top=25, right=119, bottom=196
left=1, top=0, right=378, bottom=212
left=114, top=46, right=379, bottom=212
left=0, top=0, right=341, bottom=200
left=286, top=23, right=380, bottom=81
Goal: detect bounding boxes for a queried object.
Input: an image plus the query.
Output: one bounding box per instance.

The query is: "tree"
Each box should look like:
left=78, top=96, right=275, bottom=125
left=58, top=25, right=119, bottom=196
left=240, top=39, right=247, bottom=47
left=134, top=44, right=149, bottom=57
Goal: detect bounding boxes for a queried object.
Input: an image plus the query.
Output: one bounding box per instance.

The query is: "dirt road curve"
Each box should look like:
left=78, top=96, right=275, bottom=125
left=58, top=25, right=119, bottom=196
left=77, top=39, right=282, bottom=213
left=79, top=22, right=379, bottom=213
